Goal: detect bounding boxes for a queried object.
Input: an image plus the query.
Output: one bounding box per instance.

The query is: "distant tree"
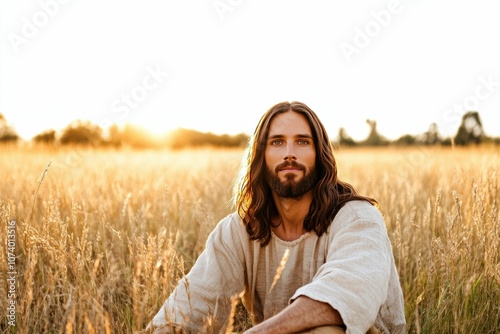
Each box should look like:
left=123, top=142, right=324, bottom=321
left=362, top=119, right=388, bottom=146
left=454, top=111, right=484, bottom=145
left=221, top=133, right=249, bottom=147
left=393, top=134, right=416, bottom=146
left=107, top=124, right=123, bottom=147
left=0, top=113, right=19, bottom=143
left=441, top=137, right=453, bottom=146
left=167, top=128, right=249, bottom=149
left=60, top=120, right=103, bottom=145
left=422, top=123, right=441, bottom=145
left=33, top=129, right=56, bottom=144
left=337, top=128, right=357, bottom=146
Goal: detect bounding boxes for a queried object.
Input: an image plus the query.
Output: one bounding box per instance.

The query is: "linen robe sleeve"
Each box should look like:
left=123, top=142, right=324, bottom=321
left=290, top=202, right=396, bottom=334
left=148, top=214, right=248, bottom=333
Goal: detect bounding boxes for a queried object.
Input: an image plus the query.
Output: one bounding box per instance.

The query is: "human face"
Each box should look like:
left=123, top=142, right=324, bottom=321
left=264, top=111, right=317, bottom=198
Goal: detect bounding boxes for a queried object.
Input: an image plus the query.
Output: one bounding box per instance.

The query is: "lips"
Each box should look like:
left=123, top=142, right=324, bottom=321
left=275, top=161, right=305, bottom=173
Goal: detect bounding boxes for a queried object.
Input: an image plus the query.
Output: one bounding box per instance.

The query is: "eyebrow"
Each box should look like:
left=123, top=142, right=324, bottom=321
left=267, top=134, right=313, bottom=140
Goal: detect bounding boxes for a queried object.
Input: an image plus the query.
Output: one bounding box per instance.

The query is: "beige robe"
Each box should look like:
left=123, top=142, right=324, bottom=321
left=149, top=201, right=406, bottom=333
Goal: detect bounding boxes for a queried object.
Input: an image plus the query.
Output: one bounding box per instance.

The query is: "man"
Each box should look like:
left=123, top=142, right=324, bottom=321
left=147, top=101, right=406, bottom=333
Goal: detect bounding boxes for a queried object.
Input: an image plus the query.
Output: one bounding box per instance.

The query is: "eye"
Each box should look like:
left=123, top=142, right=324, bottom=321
left=297, top=139, right=310, bottom=145
left=270, top=139, right=284, bottom=146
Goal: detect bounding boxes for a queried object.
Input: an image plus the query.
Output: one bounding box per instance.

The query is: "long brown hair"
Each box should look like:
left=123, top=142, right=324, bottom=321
left=235, top=101, right=377, bottom=245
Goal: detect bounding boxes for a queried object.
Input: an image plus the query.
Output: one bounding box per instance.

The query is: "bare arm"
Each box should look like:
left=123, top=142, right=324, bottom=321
left=244, top=296, right=344, bottom=334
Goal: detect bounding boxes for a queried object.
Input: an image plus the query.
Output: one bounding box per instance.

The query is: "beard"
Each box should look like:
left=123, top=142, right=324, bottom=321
left=265, top=161, right=319, bottom=199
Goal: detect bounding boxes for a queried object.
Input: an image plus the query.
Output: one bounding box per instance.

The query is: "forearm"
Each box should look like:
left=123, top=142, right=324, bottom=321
left=244, top=296, right=344, bottom=334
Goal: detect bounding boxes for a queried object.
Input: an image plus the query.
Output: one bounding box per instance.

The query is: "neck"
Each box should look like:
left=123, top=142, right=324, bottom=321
left=271, top=191, right=313, bottom=241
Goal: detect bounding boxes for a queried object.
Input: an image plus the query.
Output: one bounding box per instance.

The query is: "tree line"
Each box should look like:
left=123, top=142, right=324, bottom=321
left=335, top=111, right=498, bottom=147
left=0, top=111, right=498, bottom=149
left=0, top=115, right=249, bottom=149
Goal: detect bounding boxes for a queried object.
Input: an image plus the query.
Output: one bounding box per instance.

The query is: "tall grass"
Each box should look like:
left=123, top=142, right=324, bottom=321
left=336, top=146, right=500, bottom=333
left=0, top=145, right=499, bottom=333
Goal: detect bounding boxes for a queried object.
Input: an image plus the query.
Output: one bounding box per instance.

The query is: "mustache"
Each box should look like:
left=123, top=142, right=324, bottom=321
left=275, top=161, right=306, bottom=173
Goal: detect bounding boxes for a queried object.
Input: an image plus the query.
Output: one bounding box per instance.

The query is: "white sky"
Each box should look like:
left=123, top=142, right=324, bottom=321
left=1, top=0, right=499, bottom=141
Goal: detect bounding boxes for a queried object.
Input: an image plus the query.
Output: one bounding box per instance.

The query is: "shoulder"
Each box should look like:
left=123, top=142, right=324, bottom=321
left=337, top=200, right=383, bottom=220
left=207, top=212, right=256, bottom=258
left=330, top=200, right=385, bottom=232
left=210, top=212, right=248, bottom=240
left=217, top=212, right=245, bottom=229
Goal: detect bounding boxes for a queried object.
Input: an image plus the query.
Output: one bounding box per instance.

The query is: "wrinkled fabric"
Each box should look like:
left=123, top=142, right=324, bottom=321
left=149, top=201, right=406, bottom=334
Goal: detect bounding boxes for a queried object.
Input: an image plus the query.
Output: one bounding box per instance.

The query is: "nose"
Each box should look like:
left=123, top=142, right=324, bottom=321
left=284, top=142, right=296, bottom=160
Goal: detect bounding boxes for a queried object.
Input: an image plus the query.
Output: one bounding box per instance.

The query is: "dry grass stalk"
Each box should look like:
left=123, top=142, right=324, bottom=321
left=27, top=159, right=52, bottom=224
left=269, top=248, right=290, bottom=293
left=225, top=290, right=246, bottom=334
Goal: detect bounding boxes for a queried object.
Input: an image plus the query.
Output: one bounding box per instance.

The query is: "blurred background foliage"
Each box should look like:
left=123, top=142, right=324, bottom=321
left=1, top=110, right=498, bottom=148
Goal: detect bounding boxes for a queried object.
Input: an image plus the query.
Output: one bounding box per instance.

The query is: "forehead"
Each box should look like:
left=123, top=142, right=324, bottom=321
left=267, top=111, right=312, bottom=136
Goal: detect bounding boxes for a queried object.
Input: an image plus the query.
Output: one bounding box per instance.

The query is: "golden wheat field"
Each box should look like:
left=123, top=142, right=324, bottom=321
left=1, top=145, right=499, bottom=333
